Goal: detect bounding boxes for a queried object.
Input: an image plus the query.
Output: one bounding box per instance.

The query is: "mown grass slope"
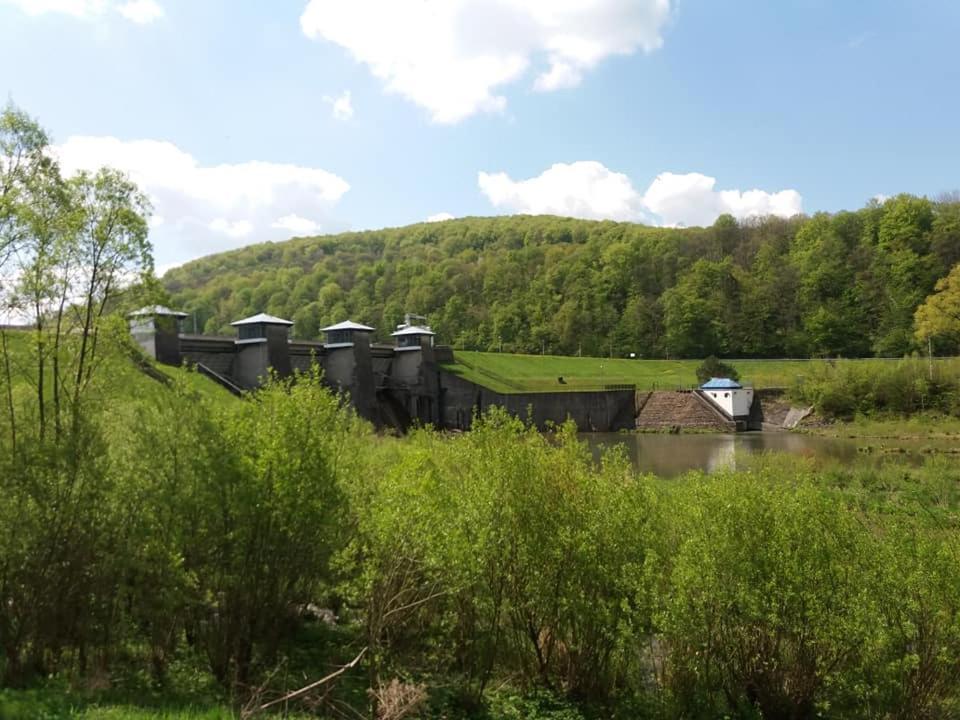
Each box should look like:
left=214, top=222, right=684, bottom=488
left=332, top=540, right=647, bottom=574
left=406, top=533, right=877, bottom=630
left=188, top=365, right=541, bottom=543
left=443, top=351, right=946, bottom=393
left=0, top=327, right=236, bottom=410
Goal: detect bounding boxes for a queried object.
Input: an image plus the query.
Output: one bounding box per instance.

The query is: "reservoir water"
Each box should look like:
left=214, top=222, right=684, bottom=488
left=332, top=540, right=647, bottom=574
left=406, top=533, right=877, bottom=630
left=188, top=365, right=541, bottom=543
left=581, top=431, right=953, bottom=477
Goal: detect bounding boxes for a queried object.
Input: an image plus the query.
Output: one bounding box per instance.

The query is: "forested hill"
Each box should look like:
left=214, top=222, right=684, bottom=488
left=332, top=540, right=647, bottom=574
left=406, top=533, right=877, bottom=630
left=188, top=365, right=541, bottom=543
left=163, top=195, right=960, bottom=359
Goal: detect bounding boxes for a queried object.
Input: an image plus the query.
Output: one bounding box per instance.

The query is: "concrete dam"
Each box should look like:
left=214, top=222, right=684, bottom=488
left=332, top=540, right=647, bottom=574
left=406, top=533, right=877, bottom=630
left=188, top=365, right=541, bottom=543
left=130, top=307, right=776, bottom=433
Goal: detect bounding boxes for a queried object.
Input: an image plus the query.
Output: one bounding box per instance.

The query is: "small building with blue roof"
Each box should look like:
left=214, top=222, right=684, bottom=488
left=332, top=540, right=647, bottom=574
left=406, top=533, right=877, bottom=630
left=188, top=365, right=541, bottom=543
left=700, top=377, right=754, bottom=420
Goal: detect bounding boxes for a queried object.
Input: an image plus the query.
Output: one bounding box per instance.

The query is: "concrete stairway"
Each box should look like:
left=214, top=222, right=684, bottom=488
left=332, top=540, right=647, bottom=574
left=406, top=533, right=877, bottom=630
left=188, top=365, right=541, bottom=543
left=635, top=390, right=736, bottom=431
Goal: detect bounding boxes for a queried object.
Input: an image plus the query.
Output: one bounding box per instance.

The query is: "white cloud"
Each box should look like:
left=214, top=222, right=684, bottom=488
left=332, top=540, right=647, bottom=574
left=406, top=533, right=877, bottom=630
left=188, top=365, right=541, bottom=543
left=644, top=172, right=802, bottom=227
left=478, top=162, right=803, bottom=227
left=1, top=0, right=163, bottom=22
left=272, top=214, right=323, bottom=235
left=300, top=0, right=671, bottom=123
left=323, top=90, right=354, bottom=121
left=53, top=136, right=350, bottom=266
left=154, top=260, right=182, bottom=278
left=479, top=161, right=647, bottom=221
left=208, top=218, right=254, bottom=238
left=533, top=60, right=582, bottom=92
left=426, top=212, right=455, bottom=223
left=116, top=0, right=162, bottom=24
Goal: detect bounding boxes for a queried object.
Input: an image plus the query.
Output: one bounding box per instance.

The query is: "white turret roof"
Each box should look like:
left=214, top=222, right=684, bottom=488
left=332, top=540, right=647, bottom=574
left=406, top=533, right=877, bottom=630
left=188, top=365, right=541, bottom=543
left=230, top=313, right=294, bottom=327
left=128, top=305, right=188, bottom=318
left=391, top=324, right=435, bottom=337
left=320, top=320, right=375, bottom=332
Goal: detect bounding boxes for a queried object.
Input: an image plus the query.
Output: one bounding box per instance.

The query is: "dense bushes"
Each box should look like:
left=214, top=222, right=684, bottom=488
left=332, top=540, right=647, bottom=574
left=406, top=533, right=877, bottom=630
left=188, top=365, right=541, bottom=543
left=791, top=357, right=960, bottom=418
left=659, top=477, right=878, bottom=717
left=0, top=333, right=367, bottom=694
left=346, top=416, right=960, bottom=719
left=344, top=415, right=657, bottom=710
left=3, top=334, right=960, bottom=717
left=117, top=367, right=368, bottom=688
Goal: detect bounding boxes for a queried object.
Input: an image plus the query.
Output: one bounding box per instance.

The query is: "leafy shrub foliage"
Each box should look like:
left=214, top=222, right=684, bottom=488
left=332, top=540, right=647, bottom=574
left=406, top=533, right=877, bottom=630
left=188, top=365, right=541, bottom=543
left=694, top=355, right=740, bottom=384
left=4, top=334, right=960, bottom=717
left=791, top=357, right=960, bottom=418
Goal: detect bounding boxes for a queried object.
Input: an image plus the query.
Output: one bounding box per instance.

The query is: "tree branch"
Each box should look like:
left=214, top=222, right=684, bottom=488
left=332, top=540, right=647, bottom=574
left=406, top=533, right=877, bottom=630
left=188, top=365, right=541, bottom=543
left=241, top=646, right=367, bottom=719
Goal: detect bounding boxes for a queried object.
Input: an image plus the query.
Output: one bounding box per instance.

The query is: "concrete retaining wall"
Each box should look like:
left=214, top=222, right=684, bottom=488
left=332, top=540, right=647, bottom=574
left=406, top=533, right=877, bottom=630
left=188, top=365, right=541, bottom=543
left=636, top=390, right=736, bottom=431
left=180, top=335, right=236, bottom=380
left=440, top=370, right=636, bottom=432
left=753, top=388, right=815, bottom=429
left=173, top=330, right=787, bottom=435
left=289, top=341, right=323, bottom=374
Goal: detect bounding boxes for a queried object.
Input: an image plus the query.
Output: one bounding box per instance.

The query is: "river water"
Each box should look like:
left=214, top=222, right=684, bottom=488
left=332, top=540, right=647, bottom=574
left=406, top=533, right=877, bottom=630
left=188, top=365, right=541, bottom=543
left=580, top=431, right=951, bottom=477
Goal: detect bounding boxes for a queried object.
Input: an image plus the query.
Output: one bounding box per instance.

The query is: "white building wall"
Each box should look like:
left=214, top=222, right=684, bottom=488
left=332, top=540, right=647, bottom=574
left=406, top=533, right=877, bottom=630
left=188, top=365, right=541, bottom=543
left=705, top=387, right=754, bottom=417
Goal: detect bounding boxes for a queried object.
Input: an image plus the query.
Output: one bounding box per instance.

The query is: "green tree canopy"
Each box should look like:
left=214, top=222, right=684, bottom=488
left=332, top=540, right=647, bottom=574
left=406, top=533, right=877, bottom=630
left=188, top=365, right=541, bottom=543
left=915, top=262, right=960, bottom=350
left=159, top=175, right=958, bottom=360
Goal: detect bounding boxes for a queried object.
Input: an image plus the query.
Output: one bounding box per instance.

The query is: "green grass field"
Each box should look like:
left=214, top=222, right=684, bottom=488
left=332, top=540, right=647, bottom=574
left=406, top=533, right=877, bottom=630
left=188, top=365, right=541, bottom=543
left=0, top=328, right=236, bottom=410
left=443, top=351, right=935, bottom=394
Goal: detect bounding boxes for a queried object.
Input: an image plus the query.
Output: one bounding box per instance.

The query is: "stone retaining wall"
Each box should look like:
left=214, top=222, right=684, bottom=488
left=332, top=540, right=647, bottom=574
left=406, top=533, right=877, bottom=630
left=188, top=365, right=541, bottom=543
left=636, top=390, right=736, bottom=431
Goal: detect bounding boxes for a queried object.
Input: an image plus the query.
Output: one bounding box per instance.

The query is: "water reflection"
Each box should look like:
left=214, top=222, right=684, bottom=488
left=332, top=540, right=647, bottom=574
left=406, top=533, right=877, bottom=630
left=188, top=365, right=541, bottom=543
left=582, top=432, right=872, bottom=477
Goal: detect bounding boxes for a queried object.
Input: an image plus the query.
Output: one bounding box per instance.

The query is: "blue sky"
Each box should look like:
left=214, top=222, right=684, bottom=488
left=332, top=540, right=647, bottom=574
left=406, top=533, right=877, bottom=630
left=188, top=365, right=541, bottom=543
left=1, top=0, right=958, bottom=269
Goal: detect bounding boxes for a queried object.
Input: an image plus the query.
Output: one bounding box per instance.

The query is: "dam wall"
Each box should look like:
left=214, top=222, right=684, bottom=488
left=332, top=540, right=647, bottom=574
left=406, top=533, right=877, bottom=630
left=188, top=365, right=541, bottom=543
left=440, top=370, right=636, bottom=432
left=175, top=324, right=636, bottom=433
left=132, top=308, right=804, bottom=435
left=635, top=389, right=797, bottom=432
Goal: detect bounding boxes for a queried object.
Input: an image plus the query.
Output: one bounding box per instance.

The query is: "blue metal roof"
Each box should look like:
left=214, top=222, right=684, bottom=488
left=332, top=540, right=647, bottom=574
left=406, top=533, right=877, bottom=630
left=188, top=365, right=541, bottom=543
left=701, top=377, right=742, bottom=390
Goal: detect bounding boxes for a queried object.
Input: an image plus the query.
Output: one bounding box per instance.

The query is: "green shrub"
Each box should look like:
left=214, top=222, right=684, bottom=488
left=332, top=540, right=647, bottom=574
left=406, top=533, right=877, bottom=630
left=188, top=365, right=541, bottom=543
left=791, top=358, right=960, bottom=418
left=695, top=355, right=740, bottom=384
left=658, top=470, right=880, bottom=717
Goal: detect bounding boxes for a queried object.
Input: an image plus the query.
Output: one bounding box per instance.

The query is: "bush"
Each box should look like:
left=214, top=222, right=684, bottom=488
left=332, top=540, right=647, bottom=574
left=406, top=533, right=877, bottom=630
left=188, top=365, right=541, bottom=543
left=695, top=355, right=740, bottom=384
left=348, top=409, right=658, bottom=706
left=791, top=358, right=960, bottom=418
left=658, top=471, right=879, bottom=717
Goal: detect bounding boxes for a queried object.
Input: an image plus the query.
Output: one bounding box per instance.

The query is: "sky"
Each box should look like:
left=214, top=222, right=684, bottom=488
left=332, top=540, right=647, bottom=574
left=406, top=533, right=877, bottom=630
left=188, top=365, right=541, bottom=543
left=1, top=0, right=958, bottom=272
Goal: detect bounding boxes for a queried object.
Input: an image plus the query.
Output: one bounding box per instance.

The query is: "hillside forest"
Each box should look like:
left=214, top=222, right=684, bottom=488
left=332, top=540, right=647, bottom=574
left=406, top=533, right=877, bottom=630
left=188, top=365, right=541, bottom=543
left=164, top=199, right=960, bottom=359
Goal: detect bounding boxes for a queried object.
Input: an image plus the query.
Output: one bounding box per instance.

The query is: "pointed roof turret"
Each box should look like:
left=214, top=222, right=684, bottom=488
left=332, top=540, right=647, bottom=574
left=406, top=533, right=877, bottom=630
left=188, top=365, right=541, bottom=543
left=390, top=325, right=435, bottom=337
left=320, top=320, right=375, bottom=333
left=128, top=305, right=188, bottom=318
left=230, top=313, right=293, bottom=327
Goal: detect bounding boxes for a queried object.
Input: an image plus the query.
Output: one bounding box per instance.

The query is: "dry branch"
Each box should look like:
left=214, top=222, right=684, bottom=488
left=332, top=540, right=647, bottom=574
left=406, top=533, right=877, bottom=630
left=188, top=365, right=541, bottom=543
left=240, top=646, right=367, bottom=719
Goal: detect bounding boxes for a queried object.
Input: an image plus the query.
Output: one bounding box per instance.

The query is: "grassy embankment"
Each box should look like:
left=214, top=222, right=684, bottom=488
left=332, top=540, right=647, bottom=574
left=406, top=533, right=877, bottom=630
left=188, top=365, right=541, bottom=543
left=810, top=414, right=960, bottom=440
left=0, top=327, right=236, bottom=410
left=443, top=351, right=809, bottom=392
left=445, top=352, right=960, bottom=439
left=442, top=351, right=945, bottom=393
